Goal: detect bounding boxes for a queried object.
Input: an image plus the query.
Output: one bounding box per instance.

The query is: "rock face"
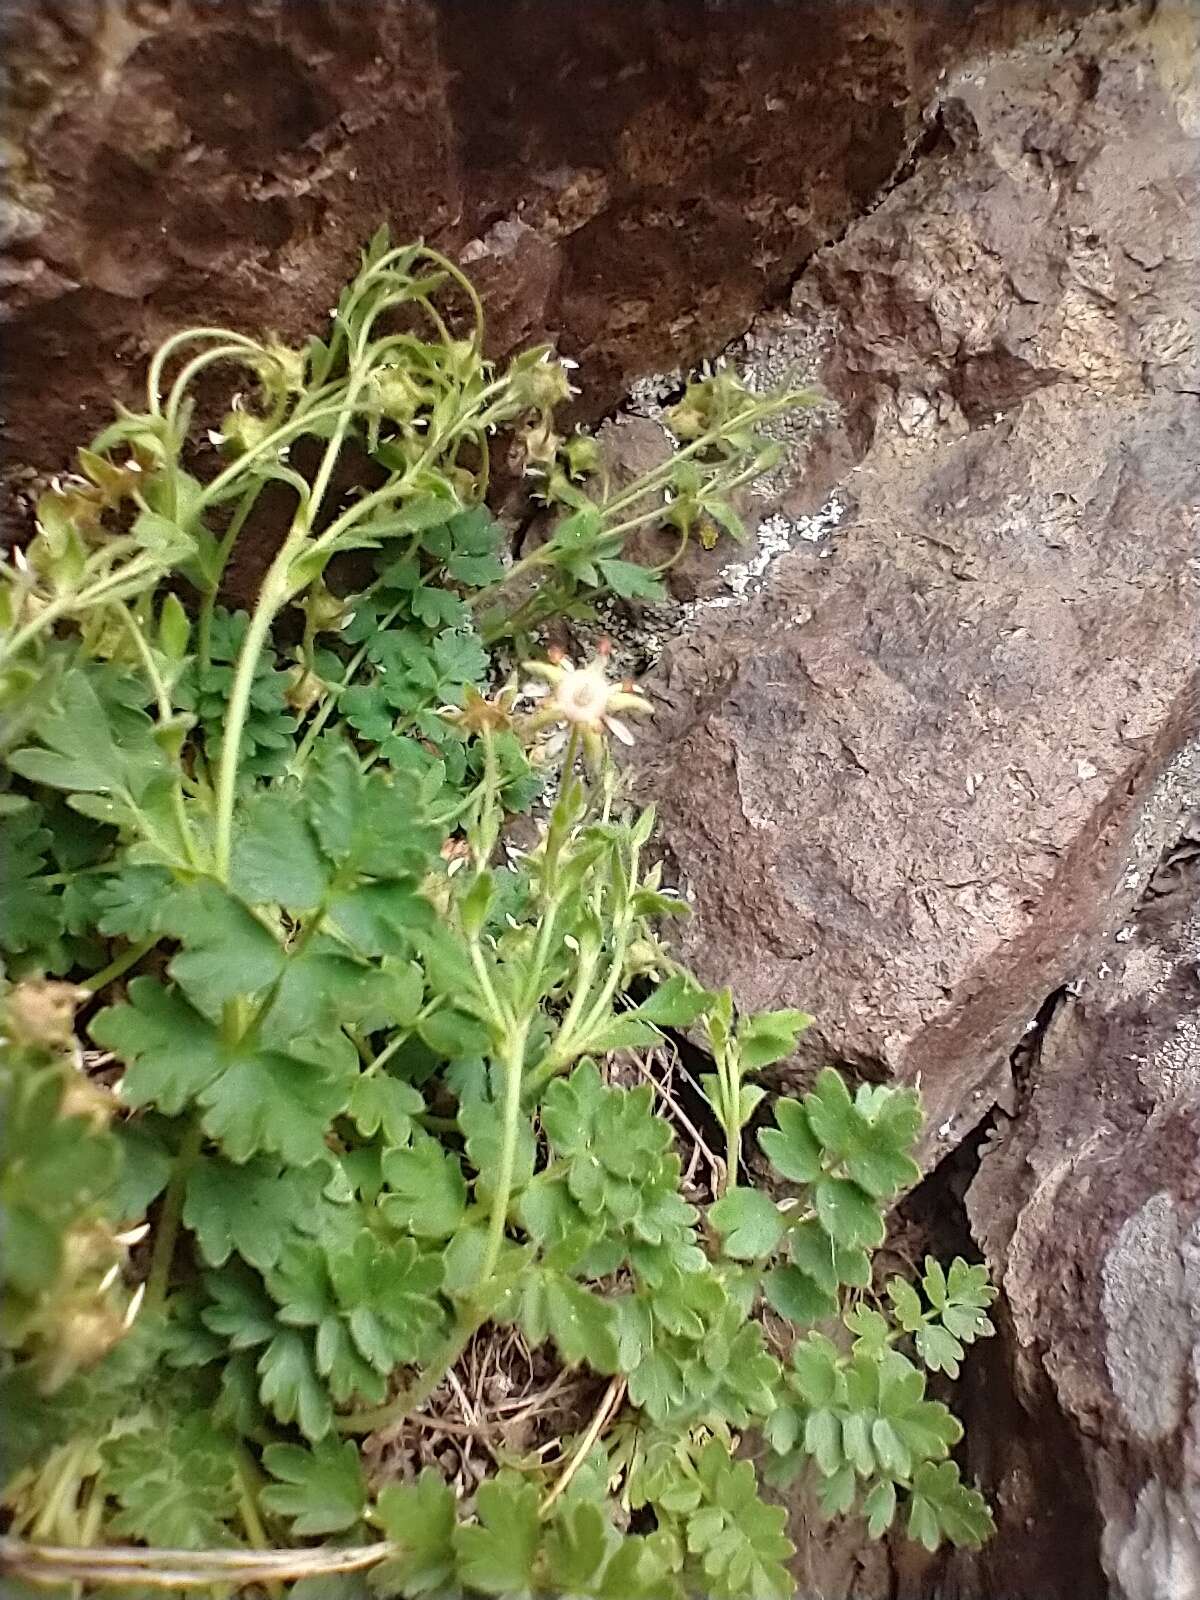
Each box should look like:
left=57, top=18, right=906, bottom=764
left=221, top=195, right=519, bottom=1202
left=638, top=385, right=1199, bottom=1162
left=636, top=8, right=1200, bottom=1163
left=967, top=804, right=1200, bottom=1600
left=2, top=0, right=1102, bottom=533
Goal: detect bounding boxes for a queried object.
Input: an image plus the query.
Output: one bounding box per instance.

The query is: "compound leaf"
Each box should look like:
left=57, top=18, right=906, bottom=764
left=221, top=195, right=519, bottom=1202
left=261, top=1437, right=366, bottom=1536
left=373, top=1470, right=458, bottom=1597
left=453, top=1475, right=541, bottom=1596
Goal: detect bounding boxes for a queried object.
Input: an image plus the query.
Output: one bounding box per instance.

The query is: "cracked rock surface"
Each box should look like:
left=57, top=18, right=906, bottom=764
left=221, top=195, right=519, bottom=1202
left=966, top=803, right=1200, bottom=1600
left=635, top=7, right=1200, bottom=1170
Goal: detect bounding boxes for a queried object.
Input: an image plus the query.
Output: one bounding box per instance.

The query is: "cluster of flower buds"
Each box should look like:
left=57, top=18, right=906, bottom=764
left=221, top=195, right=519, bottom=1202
left=664, top=366, right=757, bottom=443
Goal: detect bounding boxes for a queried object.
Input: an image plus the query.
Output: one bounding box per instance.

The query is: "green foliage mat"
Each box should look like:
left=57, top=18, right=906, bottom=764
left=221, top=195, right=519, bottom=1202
left=0, top=233, right=994, bottom=1596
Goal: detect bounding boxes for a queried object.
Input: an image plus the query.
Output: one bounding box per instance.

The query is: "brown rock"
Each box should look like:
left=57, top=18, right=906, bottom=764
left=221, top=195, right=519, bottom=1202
left=782, top=3, right=1200, bottom=513
left=965, top=805, right=1200, bottom=1599
left=2, top=0, right=1102, bottom=542
left=637, top=385, right=1200, bottom=1161
left=635, top=8, right=1200, bottom=1167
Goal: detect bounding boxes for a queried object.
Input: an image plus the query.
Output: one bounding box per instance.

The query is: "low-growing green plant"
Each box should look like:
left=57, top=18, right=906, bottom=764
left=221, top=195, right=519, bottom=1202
left=0, top=233, right=995, bottom=1596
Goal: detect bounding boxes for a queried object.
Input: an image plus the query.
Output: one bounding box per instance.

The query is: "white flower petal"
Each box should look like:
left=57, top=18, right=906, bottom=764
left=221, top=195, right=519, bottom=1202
left=123, top=1281, right=146, bottom=1330
left=605, top=715, right=636, bottom=746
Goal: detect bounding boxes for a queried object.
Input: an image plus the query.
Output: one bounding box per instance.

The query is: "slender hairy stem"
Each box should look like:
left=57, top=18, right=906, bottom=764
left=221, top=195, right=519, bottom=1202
left=234, top=1448, right=283, bottom=1600
left=601, top=394, right=798, bottom=521
left=290, top=596, right=407, bottom=771
left=117, top=605, right=201, bottom=870
left=163, top=345, right=265, bottom=443
left=466, top=544, right=554, bottom=612
left=212, top=545, right=294, bottom=880
left=334, top=1313, right=479, bottom=1435
left=538, top=941, right=600, bottom=1081
left=29, top=1441, right=91, bottom=1543
left=147, top=328, right=265, bottom=417
left=193, top=401, right=348, bottom=513
left=197, top=483, right=263, bottom=675
left=478, top=1022, right=529, bottom=1286
left=468, top=942, right=510, bottom=1038
left=361, top=1031, right=409, bottom=1078
left=145, top=1123, right=204, bottom=1311
left=83, top=935, right=159, bottom=995
left=235, top=1450, right=269, bottom=1551
left=721, top=1115, right=739, bottom=1194
left=713, top=1044, right=740, bottom=1194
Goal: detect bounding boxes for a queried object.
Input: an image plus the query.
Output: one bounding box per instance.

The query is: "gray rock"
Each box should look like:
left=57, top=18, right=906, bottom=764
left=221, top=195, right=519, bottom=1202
left=635, top=0, right=1200, bottom=1149
left=636, top=386, right=1200, bottom=1161
left=967, top=806, right=1200, bottom=1599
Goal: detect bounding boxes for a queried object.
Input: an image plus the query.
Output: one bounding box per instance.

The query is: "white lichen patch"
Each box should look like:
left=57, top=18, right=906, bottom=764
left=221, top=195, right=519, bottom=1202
left=571, top=310, right=842, bottom=675
left=1139, top=896, right=1200, bottom=1103
left=565, top=490, right=848, bottom=679
left=682, top=493, right=846, bottom=624
left=1101, top=1192, right=1192, bottom=1443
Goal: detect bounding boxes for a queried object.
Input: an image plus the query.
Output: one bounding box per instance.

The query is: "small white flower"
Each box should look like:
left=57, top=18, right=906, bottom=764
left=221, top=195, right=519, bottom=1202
left=522, top=643, right=652, bottom=763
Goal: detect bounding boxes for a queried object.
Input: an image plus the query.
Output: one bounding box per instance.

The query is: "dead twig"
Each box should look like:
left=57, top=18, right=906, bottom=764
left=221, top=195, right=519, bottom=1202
left=538, top=1376, right=627, bottom=1516
left=634, top=1047, right=722, bottom=1197
left=0, top=1536, right=394, bottom=1589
